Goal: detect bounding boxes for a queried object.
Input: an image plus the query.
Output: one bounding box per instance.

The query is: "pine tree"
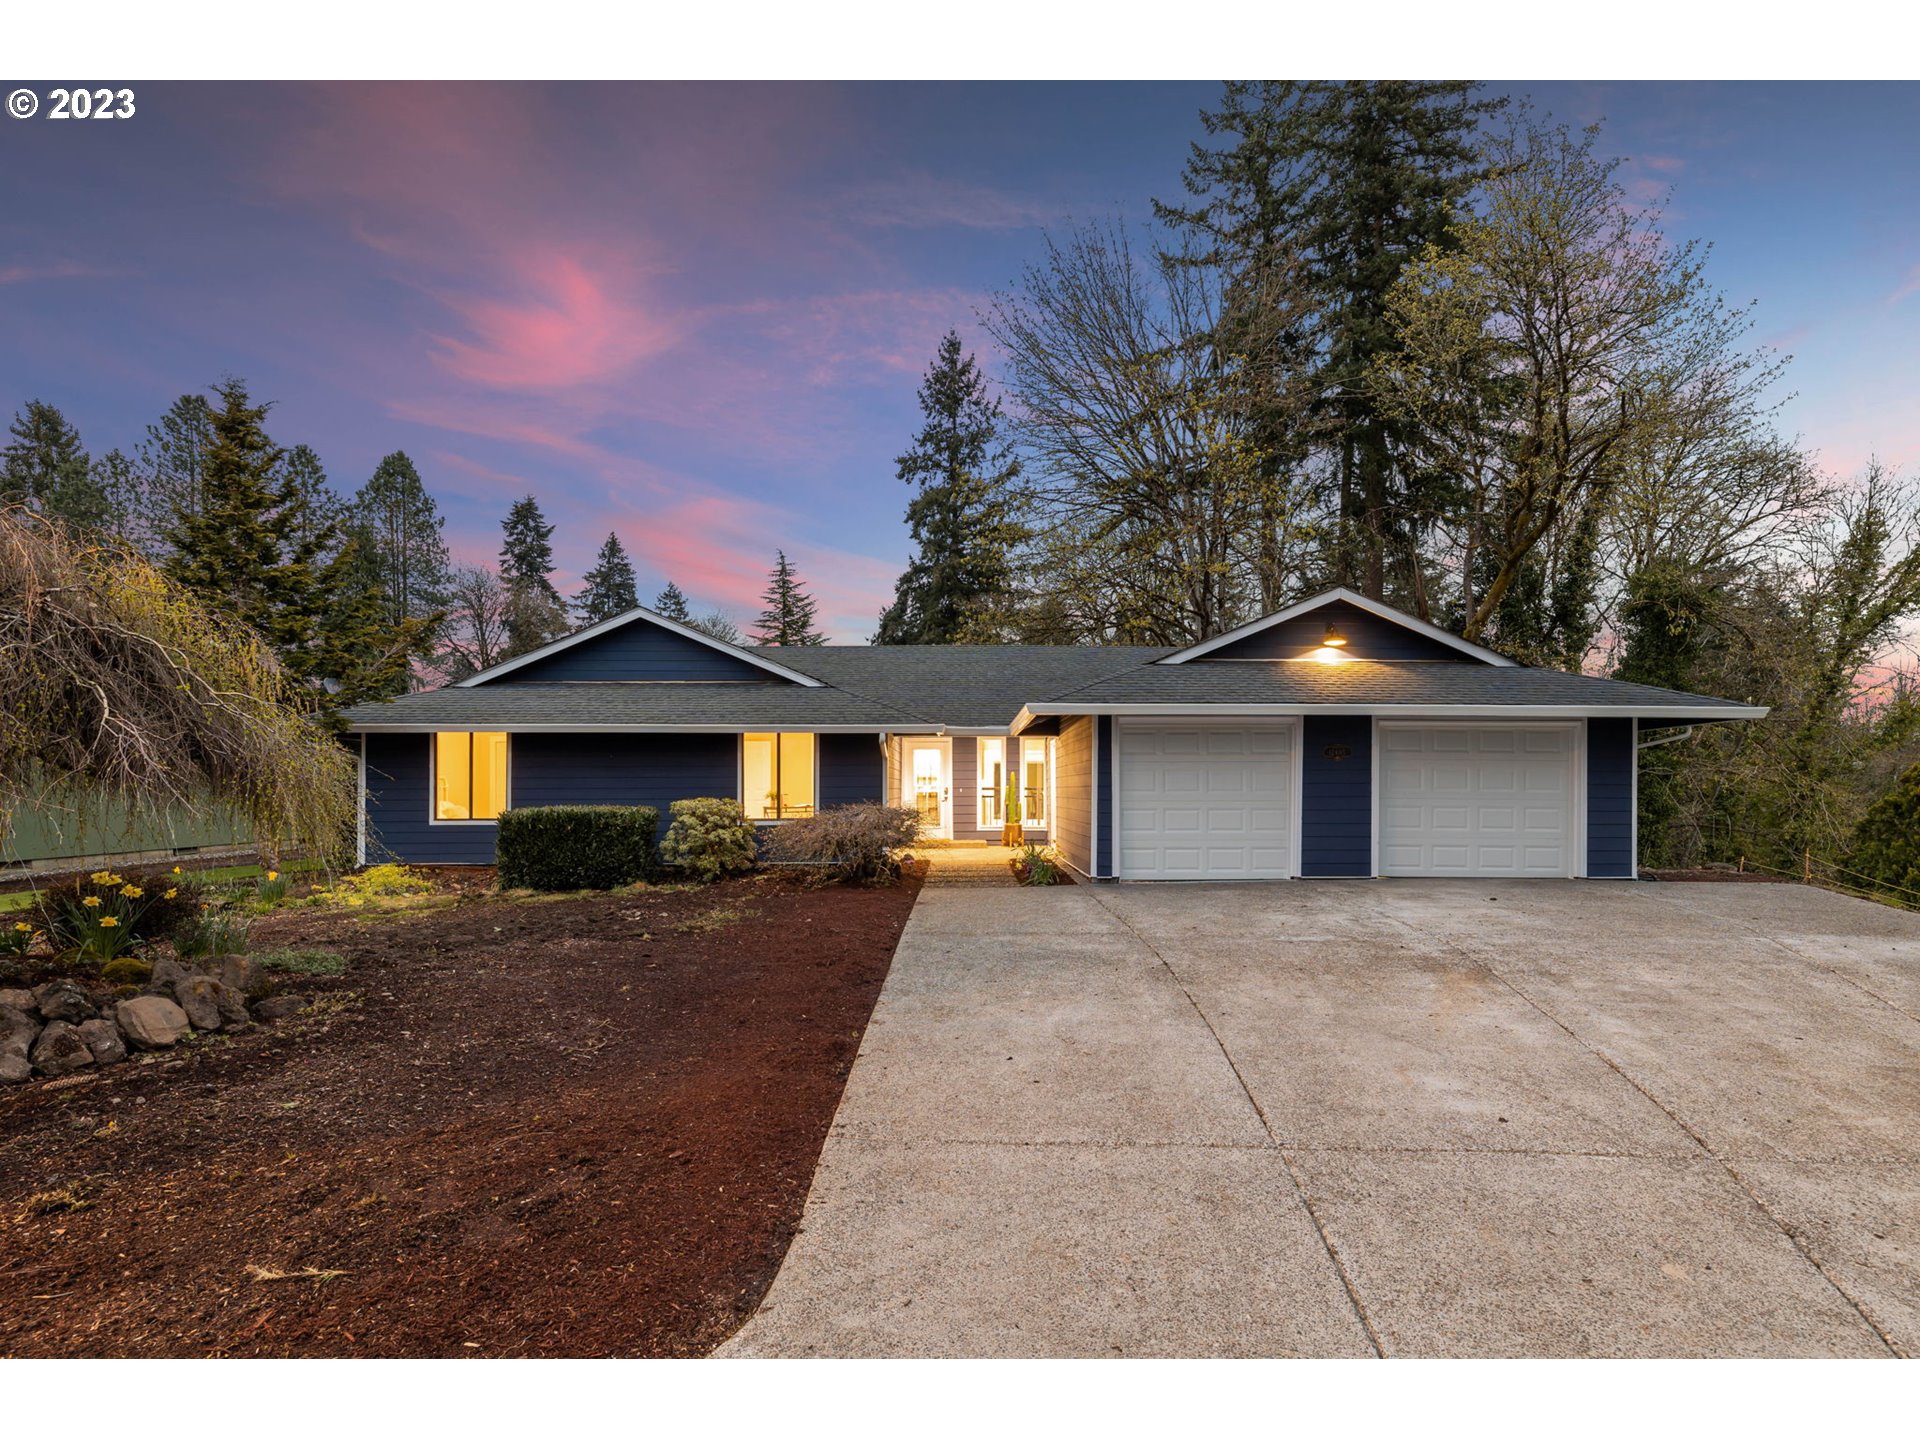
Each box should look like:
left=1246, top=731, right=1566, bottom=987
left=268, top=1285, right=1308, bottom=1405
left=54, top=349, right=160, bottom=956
left=1, top=400, right=116, bottom=530
left=1157, top=81, right=1502, bottom=601
left=577, top=531, right=640, bottom=623
left=163, top=379, right=426, bottom=714
left=653, top=580, right=691, bottom=621
left=874, top=332, right=1026, bottom=644
left=1849, top=763, right=1920, bottom=901
left=129, top=392, right=216, bottom=553
left=351, top=450, right=451, bottom=632
left=752, top=550, right=826, bottom=645
left=498, top=494, right=567, bottom=657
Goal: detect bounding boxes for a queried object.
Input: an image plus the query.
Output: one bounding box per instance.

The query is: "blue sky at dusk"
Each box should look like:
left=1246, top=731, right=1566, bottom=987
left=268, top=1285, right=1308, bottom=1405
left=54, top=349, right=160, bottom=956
left=3, top=80, right=1916, bottom=640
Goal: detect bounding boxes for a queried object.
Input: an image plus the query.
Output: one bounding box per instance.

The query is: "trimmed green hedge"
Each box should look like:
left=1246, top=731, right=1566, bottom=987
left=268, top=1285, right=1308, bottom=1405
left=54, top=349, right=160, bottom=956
left=496, top=805, right=659, bottom=891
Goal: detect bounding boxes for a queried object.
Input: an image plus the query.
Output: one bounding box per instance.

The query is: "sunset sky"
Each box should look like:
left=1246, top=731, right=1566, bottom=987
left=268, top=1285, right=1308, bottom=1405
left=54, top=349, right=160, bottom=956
left=3, top=80, right=1917, bottom=639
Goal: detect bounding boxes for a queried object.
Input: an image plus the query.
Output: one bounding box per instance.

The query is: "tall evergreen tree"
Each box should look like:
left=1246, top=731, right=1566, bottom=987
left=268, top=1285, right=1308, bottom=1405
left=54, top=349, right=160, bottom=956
left=497, top=494, right=567, bottom=656
left=874, top=332, right=1026, bottom=644
left=1, top=400, right=116, bottom=530
left=163, top=379, right=425, bottom=715
left=576, top=531, right=640, bottom=622
left=653, top=580, right=691, bottom=621
left=752, top=550, right=826, bottom=645
left=1157, top=81, right=1502, bottom=603
left=351, top=450, right=451, bottom=632
left=129, top=392, right=217, bottom=554
left=279, top=443, right=349, bottom=560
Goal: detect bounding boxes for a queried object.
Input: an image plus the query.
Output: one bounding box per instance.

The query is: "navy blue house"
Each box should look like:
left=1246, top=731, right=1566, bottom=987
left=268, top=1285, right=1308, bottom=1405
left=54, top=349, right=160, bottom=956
left=341, top=588, right=1765, bottom=882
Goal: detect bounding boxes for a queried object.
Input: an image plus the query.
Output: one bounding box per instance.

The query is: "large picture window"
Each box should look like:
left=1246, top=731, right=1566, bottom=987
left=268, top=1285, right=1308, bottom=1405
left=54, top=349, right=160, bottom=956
left=435, top=732, right=508, bottom=821
left=743, top=732, right=816, bottom=820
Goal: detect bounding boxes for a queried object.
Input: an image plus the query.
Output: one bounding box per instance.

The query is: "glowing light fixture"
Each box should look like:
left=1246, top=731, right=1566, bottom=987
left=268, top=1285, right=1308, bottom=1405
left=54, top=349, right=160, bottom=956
left=1322, top=623, right=1348, bottom=648
left=1305, top=645, right=1350, bottom=665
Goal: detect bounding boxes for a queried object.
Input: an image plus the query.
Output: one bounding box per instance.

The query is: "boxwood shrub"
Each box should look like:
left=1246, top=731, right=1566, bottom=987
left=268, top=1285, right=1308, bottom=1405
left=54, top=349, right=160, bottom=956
left=496, top=805, right=660, bottom=891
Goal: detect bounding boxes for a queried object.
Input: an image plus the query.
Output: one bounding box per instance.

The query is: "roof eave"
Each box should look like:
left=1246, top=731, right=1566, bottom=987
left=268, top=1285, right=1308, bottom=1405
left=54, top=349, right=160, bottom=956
left=1155, top=587, right=1520, bottom=667
left=451, top=606, right=824, bottom=688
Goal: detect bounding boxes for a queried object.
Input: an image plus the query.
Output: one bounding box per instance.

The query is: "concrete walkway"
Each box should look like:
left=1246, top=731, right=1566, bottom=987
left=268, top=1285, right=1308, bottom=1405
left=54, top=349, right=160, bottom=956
left=719, top=880, right=1920, bottom=1357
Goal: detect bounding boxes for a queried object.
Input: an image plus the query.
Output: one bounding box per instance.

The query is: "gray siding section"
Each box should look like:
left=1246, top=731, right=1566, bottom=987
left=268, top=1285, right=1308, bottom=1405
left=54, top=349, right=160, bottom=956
left=819, top=733, right=886, bottom=808
left=364, top=733, right=499, bottom=865
left=951, top=734, right=985, bottom=839
left=1200, top=600, right=1476, bottom=663
left=1055, top=717, right=1095, bottom=876
left=1586, top=717, right=1636, bottom=878
left=491, top=620, right=772, bottom=682
left=1300, top=714, right=1373, bottom=877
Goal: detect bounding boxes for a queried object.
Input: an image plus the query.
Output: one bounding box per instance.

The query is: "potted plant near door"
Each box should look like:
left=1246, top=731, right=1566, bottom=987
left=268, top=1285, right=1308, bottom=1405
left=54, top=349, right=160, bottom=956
left=1001, top=778, right=1024, bottom=847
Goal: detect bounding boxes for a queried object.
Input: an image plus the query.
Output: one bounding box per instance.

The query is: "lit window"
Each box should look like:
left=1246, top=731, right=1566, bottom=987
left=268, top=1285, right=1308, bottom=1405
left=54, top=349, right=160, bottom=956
left=435, top=732, right=508, bottom=820
left=743, top=732, right=816, bottom=820
left=1022, top=737, right=1048, bottom=824
left=978, top=738, right=1005, bottom=828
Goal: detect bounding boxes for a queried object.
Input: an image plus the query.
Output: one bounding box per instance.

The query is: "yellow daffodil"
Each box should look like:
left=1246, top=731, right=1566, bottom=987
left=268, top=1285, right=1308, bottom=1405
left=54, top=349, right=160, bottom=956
left=11, top=921, right=30, bottom=933
left=98, top=916, right=120, bottom=928
left=266, top=870, right=279, bottom=882
left=171, top=865, right=183, bottom=875
left=90, top=870, right=113, bottom=884
left=82, top=895, right=102, bottom=908
left=121, top=884, right=144, bottom=898
left=164, top=888, right=178, bottom=900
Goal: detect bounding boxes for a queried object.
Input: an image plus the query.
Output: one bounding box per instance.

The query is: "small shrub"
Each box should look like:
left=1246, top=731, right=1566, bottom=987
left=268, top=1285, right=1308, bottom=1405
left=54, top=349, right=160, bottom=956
left=100, top=954, right=153, bottom=987
left=658, top=797, right=757, bottom=883
left=1013, top=843, right=1061, bottom=886
left=497, top=805, right=660, bottom=891
left=761, top=803, right=922, bottom=884
left=173, top=908, right=251, bottom=961
left=256, top=947, right=347, bottom=976
left=307, top=864, right=434, bottom=907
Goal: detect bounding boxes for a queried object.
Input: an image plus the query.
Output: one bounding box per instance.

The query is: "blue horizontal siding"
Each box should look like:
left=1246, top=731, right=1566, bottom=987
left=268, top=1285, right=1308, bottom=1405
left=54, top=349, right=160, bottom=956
left=1586, top=717, right=1636, bottom=878
left=364, top=734, right=499, bottom=865
left=1207, top=600, right=1472, bottom=663
left=1301, top=714, right=1372, bottom=876
left=819, top=733, right=886, bottom=807
left=488, top=618, right=772, bottom=682
left=1095, top=716, right=1114, bottom=877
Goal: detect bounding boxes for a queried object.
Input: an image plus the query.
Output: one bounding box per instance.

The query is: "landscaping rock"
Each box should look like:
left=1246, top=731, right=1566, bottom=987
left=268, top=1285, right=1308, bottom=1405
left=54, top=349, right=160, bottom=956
left=0, top=1052, right=28, bottom=1085
left=251, top=994, right=309, bottom=1022
left=1, top=1003, right=40, bottom=1059
left=31, top=1020, right=95, bottom=1076
left=115, top=995, right=190, bottom=1050
left=212, top=981, right=251, bottom=1032
left=78, top=1017, right=128, bottom=1065
left=150, top=957, right=192, bottom=991
left=219, top=955, right=264, bottom=999
left=0, top=987, right=35, bottom=1012
left=172, top=975, right=223, bottom=1031
left=34, top=980, right=97, bottom=1024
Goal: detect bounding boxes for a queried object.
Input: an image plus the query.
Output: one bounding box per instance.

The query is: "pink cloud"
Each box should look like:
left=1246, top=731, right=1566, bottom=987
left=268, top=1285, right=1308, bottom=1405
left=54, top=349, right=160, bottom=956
left=1888, top=262, right=1920, bottom=304
left=0, top=260, right=113, bottom=285
left=428, top=251, right=681, bottom=390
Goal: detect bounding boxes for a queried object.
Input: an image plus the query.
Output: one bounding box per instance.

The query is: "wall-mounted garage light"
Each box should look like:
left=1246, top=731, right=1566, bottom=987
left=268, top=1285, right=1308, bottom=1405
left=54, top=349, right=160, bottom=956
left=1322, top=623, right=1348, bottom=648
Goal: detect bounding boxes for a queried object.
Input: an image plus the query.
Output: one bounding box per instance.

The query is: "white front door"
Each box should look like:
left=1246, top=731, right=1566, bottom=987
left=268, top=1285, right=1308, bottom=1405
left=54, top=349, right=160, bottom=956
left=1377, top=724, right=1578, bottom=877
left=1117, top=721, right=1296, bottom=879
left=905, top=740, right=951, bottom=839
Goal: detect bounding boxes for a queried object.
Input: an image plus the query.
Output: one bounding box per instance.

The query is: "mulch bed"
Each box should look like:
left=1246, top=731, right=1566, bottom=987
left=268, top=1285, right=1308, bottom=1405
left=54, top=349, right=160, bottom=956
left=0, top=866, right=921, bottom=1357
left=1644, top=868, right=1792, bottom=883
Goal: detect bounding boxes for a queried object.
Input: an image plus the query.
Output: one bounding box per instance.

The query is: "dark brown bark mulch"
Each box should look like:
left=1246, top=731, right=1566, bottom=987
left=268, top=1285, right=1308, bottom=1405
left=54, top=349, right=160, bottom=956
left=0, top=867, right=920, bottom=1356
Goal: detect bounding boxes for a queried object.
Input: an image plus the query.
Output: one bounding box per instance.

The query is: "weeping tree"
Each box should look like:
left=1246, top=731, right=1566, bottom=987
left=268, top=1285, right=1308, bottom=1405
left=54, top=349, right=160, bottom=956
left=0, top=506, right=357, bottom=861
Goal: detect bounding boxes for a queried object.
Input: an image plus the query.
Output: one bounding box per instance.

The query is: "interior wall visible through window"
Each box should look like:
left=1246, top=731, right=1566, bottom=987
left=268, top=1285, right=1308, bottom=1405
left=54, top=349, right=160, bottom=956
left=743, top=732, right=817, bottom=820
left=1022, top=737, right=1047, bottom=824
left=978, top=738, right=1005, bottom=828
left=434, top=731, right=508, bottom=821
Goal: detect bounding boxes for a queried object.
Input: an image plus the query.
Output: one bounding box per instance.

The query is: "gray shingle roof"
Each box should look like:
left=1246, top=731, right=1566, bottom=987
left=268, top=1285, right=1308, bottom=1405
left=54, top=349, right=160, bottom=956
left=1028, top=659, right=1760, bottom=715
left=339, top=682, right=924, bottom=730
left=747, top=644, right=1169, bottom=728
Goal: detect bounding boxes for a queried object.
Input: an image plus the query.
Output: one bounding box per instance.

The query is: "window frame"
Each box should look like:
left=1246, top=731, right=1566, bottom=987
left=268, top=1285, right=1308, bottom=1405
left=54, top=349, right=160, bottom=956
left=740, top=731, right=819, bottom=823
left=1021, top=736, right=1048, bottom=825
left=978, top=737, right=1006, bottom=829
left=429, top=731, right=511, bottom=825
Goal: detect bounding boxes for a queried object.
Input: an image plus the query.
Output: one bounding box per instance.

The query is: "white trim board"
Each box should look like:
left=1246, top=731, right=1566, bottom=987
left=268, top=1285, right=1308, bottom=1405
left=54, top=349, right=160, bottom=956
left=1013, top=702, right=1768, bottom=730
left=1155, top=587, right=1519, bottom=667
left=452, top=605, right=824, bottom=688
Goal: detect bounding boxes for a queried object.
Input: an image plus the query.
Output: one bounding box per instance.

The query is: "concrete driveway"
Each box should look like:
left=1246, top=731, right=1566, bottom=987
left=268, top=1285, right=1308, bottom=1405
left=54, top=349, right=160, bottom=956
left=719, top=880, right=1920, bottom=1357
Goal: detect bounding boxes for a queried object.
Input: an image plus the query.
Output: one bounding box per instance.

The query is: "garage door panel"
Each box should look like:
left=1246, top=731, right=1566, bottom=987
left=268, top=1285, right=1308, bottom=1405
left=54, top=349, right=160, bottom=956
left=1118, top=723, right=1295, bottom=880
left=1379, top=725, right=1575, bottom=878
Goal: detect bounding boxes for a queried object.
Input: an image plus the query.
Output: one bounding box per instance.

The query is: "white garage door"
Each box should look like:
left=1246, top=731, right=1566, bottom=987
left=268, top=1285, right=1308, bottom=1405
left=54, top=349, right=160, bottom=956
left=1117, top=723, right=1295, bottom=880
left=1378, top=725, right=1577, bottom=877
